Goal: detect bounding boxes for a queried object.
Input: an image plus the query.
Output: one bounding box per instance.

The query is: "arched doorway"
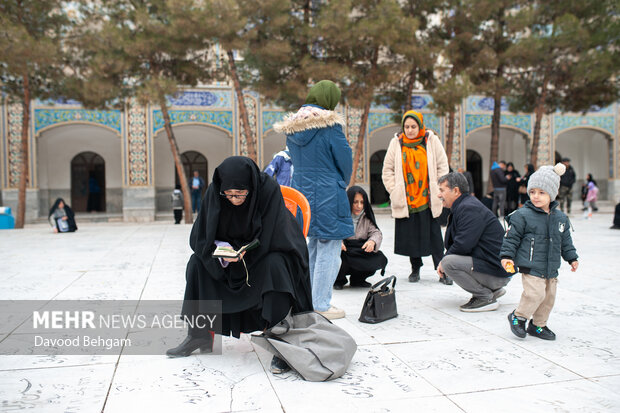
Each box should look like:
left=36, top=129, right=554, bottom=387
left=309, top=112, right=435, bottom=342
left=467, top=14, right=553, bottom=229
left=71, top=151, right=105, bottom=212
left=466, top=149, right=483, bottom=198
left=555, top=128, right=611, bottom=200
left=176, top=151, right=208, bottom=194
left=370, top=150, right=389, bottom=205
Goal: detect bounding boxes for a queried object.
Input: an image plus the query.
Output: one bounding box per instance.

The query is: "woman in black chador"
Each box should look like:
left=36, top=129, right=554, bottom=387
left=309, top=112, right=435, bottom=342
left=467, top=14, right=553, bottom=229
left=48, top=198, right=77, bottom=233
left=167, top=156, right=313, bottom=374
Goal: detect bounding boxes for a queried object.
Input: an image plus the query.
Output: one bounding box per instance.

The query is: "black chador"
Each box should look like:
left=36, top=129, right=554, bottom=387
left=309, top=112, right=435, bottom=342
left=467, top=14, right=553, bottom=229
left=175, top=156, right=312, bottom=352
left=48, top=198, right=77, bottom=232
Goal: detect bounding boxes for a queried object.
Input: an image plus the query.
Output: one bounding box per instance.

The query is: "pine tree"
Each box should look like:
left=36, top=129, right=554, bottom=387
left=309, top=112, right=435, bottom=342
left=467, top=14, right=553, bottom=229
left=0, top=0, right=69, bottom=228
left=507, top=0, right=620, bottom=167
left=68, top=0, right=219, bottom=224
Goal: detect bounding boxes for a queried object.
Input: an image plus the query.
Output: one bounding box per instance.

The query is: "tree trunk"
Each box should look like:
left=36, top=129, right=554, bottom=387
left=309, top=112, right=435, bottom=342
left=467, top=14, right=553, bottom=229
left=404, top=65, right=417, bottom=112
left=227, top=49, right=256, bottom=162
left=445, top=109, right=455, bottom=168
left=15, top=74, right=31, bottom=229
left=350, top=101, right=371, bottom=187
left=160, top=97, right=193, bottom=224
left=487, top=87, right=502, bottom=194
left=530, top=79, right=549, bottom=169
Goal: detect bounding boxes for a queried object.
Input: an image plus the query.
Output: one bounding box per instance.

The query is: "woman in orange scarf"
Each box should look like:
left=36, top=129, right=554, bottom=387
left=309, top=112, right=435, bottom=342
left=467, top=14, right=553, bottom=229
left=381, top=111, right=451, bottom=284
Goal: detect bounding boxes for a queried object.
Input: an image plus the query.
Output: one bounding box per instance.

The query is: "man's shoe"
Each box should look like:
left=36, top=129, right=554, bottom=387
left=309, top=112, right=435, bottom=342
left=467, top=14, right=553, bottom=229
left=527, top=322, right=556, bottom=340
left=317, top=306, right=345, bottom=320
left=492, top=288, right=506, bottom=300
left=438, top=275, right=453, bottom=285
left=350, top=280, right=371, bottom=288
left=460, top=297, right=499, bottom=312
left=333, top=283, right=345, bottom=290
left=508, top=311, right=527, bottom=338
left=166, top=334, right=213, bottom=357
left=270, top=355, right=291, bottom=374
left=459, top=296, right=476, bottom=310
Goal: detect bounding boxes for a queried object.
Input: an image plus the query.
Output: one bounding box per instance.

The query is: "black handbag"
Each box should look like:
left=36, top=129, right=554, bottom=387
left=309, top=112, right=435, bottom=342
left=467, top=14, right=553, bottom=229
left=358, top=276, right=398, bottom=324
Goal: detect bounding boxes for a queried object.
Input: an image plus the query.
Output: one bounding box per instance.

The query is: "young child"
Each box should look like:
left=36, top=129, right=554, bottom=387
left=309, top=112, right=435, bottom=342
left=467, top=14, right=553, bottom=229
left=171, top=184, right=184, bottom=224
left=583, top=179, right=599, bottom=219
left=501, top=163, right=579, bottom=340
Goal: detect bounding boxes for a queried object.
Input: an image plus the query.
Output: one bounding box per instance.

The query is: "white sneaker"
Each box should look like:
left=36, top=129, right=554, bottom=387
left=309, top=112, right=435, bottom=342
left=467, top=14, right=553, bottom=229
left=317, top=306, right=345, bottom=320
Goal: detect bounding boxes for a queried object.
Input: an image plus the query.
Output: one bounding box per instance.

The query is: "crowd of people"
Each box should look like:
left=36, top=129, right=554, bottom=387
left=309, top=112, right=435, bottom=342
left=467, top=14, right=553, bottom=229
left=157, top=79, right=590, bottom=380
left=48, top=79, right=614, bottom=382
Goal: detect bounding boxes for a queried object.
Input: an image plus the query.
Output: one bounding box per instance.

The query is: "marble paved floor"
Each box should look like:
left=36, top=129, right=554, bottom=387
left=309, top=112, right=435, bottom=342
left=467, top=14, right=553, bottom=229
left=0, top=211, right=619, bottom=412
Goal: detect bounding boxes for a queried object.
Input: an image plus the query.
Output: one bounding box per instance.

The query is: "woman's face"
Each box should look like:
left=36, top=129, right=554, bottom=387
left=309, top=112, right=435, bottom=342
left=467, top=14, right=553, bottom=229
left=58, top=201, right=65, bottom=209
left=222, top=189, right=249, bottom=206
left=507, top=165, right=513, bottom=172
left=351, top=193, right=364, bottom=215
left=403, top=118, right=420, bottom=140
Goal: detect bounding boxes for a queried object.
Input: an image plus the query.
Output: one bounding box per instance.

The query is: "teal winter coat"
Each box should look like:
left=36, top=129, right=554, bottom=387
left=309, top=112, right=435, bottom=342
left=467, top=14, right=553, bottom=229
left=500, top=200, right=578, bottom=278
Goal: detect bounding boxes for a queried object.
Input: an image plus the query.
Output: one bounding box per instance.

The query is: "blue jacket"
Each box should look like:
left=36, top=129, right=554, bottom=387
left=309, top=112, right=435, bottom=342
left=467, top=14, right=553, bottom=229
left=274, top=104, right=354, bottom=239
left=501, top=201, right=578, bottom=278
left=264, top=150, right=293, bottom=186
left=444, top=193, right=511, bottom=278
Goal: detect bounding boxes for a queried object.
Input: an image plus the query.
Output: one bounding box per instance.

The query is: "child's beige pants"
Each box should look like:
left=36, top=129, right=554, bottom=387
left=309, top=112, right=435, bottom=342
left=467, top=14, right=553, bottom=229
left=515, top=274, right=558, bottom=327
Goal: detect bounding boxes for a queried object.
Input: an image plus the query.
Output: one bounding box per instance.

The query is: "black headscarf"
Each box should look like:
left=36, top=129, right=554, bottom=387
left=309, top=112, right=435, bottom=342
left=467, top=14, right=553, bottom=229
left=347, top=186, right=378, bottom=228
left=48, top=198, right=77, bottom=232
left=214, top=156, right=261, bottom=247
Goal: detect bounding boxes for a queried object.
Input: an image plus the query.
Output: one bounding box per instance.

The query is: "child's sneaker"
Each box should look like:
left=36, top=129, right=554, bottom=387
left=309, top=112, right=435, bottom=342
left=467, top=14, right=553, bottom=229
left=527, top=322, right=556, bottom=340
left=508, top=310, right=527, bottom=338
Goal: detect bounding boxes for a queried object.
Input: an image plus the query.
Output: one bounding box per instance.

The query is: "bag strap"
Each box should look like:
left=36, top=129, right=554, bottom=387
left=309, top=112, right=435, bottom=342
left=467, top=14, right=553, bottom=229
left=370, top=275, right=396, bottom=291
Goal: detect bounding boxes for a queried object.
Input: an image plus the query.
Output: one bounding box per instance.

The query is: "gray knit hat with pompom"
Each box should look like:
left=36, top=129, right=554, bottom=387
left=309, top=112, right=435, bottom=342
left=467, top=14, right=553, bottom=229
left=527, top=163, right=566, bottom=200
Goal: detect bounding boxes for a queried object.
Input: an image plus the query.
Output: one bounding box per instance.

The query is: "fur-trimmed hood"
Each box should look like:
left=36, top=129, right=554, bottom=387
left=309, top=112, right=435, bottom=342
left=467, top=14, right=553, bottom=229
left=274, top=104, right=345, bottom=138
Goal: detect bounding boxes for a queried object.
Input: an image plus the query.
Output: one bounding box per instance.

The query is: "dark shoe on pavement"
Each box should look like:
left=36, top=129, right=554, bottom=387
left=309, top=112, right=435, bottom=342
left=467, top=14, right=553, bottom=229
left=492, top=287, right=506, bottom=300
left=166, top=334, right=213, bottom=357
left=350, top=280, right=372, bottom=288
left=508, top=311, right=527, bottom=338
left=460, top=297, right=499, bottom=312
left=438, top=275, right=453, bottom=285
left=527, top=322, right=556, bottom=340
left=408, top=269, right=420, bottom=283
left=270, top=355, right=291, bottom=374
left=333, top=283, right=345, bottom=290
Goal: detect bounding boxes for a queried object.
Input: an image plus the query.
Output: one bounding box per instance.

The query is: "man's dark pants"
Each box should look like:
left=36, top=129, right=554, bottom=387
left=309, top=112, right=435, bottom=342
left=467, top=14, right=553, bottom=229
left=191, top=190, right=202, bottom=213
left=441, top=255, right=510, bottom=300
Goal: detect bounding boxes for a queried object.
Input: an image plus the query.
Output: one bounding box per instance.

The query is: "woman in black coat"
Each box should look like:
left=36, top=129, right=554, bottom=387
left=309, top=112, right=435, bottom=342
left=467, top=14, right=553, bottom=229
left=48, top=198, right=77, bottom=233
left=166, top=157, right=313, bottom=374
left=505, top=162, right=521, bottom=214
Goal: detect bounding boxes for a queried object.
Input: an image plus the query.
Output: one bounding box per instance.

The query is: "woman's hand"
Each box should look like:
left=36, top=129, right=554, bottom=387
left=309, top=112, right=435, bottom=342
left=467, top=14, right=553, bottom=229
left=361, top=240, right=375, bottom=252
left=341, top=242, right=346, bottom=252
left=61, top=216, right=68, bottom=220
left=223, top=251, right=246, bottom=263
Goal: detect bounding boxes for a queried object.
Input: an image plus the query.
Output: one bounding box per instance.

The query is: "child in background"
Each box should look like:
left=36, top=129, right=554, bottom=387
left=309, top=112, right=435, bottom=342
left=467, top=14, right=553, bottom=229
left=501, top=163, right=579, bottom=341
left=583, top=179, right=599, bottom=219
left=171, top=184, right=184, bottom=224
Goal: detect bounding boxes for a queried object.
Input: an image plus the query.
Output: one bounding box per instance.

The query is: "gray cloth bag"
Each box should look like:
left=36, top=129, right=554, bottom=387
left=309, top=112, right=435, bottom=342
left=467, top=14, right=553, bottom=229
left=251, top=310, right=357, bottom=382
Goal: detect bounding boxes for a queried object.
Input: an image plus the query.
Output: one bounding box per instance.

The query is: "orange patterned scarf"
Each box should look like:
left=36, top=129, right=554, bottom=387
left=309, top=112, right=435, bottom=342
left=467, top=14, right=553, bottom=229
left=401, top=133, right=430, bottom=213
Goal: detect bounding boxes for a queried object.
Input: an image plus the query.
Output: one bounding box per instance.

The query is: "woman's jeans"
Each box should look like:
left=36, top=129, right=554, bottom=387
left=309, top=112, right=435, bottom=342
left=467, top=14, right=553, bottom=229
left=307, top=237, right=342, bottom=312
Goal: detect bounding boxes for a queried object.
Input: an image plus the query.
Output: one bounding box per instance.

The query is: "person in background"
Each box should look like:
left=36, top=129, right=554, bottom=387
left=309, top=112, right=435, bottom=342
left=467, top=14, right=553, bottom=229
left=334, top=186, right=388, bottom=289
left=191, top=171, right=206, bottom=213
left=382, top=110, right=451, bottom=285
left=274, top=80, right=354, bottom=320
left=490, top=161, right=510, bottom=218
left=583, top=177, right=599, bottom=219
left=457, top=167, right=475, bottom=197
left=581, top=173, right=598, bottom=213
left=505, top=162, right=521, bottom=215
left=557, top=157, right=576, bottom=214
left=517, top=163, right=535, bottom=207
left=48, top=198, right=77, bottom=233
left=171, top=184, right=184, bottom=224
left=264, top=146, right=294, bottom=187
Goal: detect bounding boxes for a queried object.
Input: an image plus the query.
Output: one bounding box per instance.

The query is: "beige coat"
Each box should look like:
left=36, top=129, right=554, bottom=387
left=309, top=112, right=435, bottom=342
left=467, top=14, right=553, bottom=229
left=347, top=212, right=382, bottom=251
left=381, top=130, right=449, bottom=219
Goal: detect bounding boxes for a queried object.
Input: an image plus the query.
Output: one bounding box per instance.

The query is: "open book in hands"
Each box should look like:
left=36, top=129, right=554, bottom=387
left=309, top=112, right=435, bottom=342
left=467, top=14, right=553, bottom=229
left=212, top=239, right=260, bottom=259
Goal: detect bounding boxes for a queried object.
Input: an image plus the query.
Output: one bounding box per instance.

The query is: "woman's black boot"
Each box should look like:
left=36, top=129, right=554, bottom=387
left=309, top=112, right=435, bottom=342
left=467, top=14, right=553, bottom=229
left=166, top=332, right=214, bottom=357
